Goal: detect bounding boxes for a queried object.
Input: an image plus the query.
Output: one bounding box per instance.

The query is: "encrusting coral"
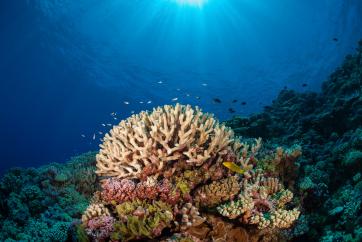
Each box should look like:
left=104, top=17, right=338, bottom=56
left=80, top=104, right=301, bottom=241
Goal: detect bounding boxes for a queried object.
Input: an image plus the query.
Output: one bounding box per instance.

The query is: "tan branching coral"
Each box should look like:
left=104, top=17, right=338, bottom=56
left=96, top=104, right=234, bottom=178
left=82, top=203, right=111, bottom=224
left=194, top=175, right=241, bottom=207
left=222, top=138, right=262, bottom=178
left=174, top=203, right=206, bottom=231
left=217, top=173, right=300, bottom=229
left=233, top=138, right=262, bottom=171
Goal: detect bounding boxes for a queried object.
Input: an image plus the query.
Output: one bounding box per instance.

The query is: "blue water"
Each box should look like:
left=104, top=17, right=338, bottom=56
left=1, top=0, right=362, bottom=172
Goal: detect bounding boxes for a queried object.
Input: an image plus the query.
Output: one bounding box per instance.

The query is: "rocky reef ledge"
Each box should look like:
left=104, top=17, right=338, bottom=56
left=1, top=41, right=361, bottom=242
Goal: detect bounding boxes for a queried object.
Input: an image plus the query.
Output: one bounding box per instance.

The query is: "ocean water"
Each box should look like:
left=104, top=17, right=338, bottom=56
left=1, top=0, right=362, bottom=172
left=0, top=1, right=362, bottom=241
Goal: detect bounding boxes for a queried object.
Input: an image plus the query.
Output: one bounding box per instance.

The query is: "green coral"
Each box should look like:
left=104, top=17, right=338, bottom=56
left=112, top=200, right=174, bottom=241
left=76, top=224, right=90, bottom=242
left=343, top=150, right=362, bottom=167
left=176, top=180, right=191, bottom=195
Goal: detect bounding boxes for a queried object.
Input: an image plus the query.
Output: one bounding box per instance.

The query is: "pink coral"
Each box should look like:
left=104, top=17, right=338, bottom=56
left=85, top=215, right=115, bottom=241
left=101, top=178, right=136, bottom=203
left=158, top=179, right=181, bottom=205
left=101, top=177, right=182, bottom=205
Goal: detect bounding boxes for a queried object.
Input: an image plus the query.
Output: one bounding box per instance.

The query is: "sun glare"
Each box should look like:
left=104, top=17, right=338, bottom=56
left=175, top=0, right=208, bottom=7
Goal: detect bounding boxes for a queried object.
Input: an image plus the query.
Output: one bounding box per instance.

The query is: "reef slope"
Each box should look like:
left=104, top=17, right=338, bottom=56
left=226, top=40, right=362, bottom=241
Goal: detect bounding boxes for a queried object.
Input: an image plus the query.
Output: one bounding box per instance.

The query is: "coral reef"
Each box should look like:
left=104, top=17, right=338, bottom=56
left=80, top=104, right=301, bottom=241
left=96, top=104, right=233, bottom=179
left=225, top=40, right=362, bottom=241
left=0, top=152, right=98, bottom=241
left=217, top=173, right=300, bottom=230
left=2, top=40, right=361, bottom=241
left=194, top=175, right=241, bottom=207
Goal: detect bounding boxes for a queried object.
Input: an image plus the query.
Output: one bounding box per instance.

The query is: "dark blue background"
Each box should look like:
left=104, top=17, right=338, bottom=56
left=1, top=0, right=362, bottom=172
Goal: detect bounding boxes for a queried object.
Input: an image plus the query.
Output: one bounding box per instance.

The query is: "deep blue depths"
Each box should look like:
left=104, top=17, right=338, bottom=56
left=1, top=0, right=362, bottom=172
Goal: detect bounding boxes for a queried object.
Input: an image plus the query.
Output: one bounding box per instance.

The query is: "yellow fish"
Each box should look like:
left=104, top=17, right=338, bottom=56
left=223, top=162, right=247, bottom=174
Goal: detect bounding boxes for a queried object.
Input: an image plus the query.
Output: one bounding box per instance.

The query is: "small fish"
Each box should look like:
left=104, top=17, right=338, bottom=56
left=101, top=123, right=106, bottom=127
left=195, top=96, right=200, bottom=100
left=113, top=117, right=117, bottom=120
left=131, top=110, right=135, bottom=114
left=92, top=134, right=96, bottom=140
left=213, top=98, right=222, bottom=103
left=228, top=108, right=235, bottom=113
left=124, top=101, right=130, bottom=105
left=232, top=99, right=238, bottom=103
left=241, top=102, right=247, bottom=105
left=186, top=93, right=190, bottom=97
left=302, top=83, right=308, bottom=87
left=333, top=37, right=338, bottom=42
left=81, top=134, right=86, bottom=138
left=107, top=124, right=112, bottom=126
left=98, top=131, right=103, bottom=135
left=147, top=100, right=152, bottom=104
left=222, top=162, right=247, bottom=174
left=139, top=101, right=144, bottom=104
left=157, top=81, right=163, bottom=84
left=202, top=83, right=208, bottom=86
left=172, top=97, right=178, bottom=101
left=176, top=88, right=181, bottom=91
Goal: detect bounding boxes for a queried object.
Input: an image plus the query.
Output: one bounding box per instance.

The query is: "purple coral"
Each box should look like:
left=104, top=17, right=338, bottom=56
left=85, top=215, right=115, bottom=241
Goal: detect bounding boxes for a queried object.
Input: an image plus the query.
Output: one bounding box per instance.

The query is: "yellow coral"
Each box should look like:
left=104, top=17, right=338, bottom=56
left=96, top=104, right=234, bottom=178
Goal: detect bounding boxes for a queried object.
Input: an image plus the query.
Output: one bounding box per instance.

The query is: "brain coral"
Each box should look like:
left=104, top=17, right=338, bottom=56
left=96, top=104, right=234, bottom=178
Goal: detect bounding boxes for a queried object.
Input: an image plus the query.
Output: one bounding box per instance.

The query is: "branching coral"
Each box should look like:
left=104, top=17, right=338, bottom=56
left=217, top=173, right=300, bottom=229
left=82, top=203, right=111, bottom=224
left=194, top=175, right=241, bottom=207
left=101, top=177, right=182, bottom=205
left=79, top=104, right=302, bottom=241
left=85, top=215, right=115, bottom=241
left=173, top=203, right=206, bottom=231
left=96, top=104, right=234, bottom=178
